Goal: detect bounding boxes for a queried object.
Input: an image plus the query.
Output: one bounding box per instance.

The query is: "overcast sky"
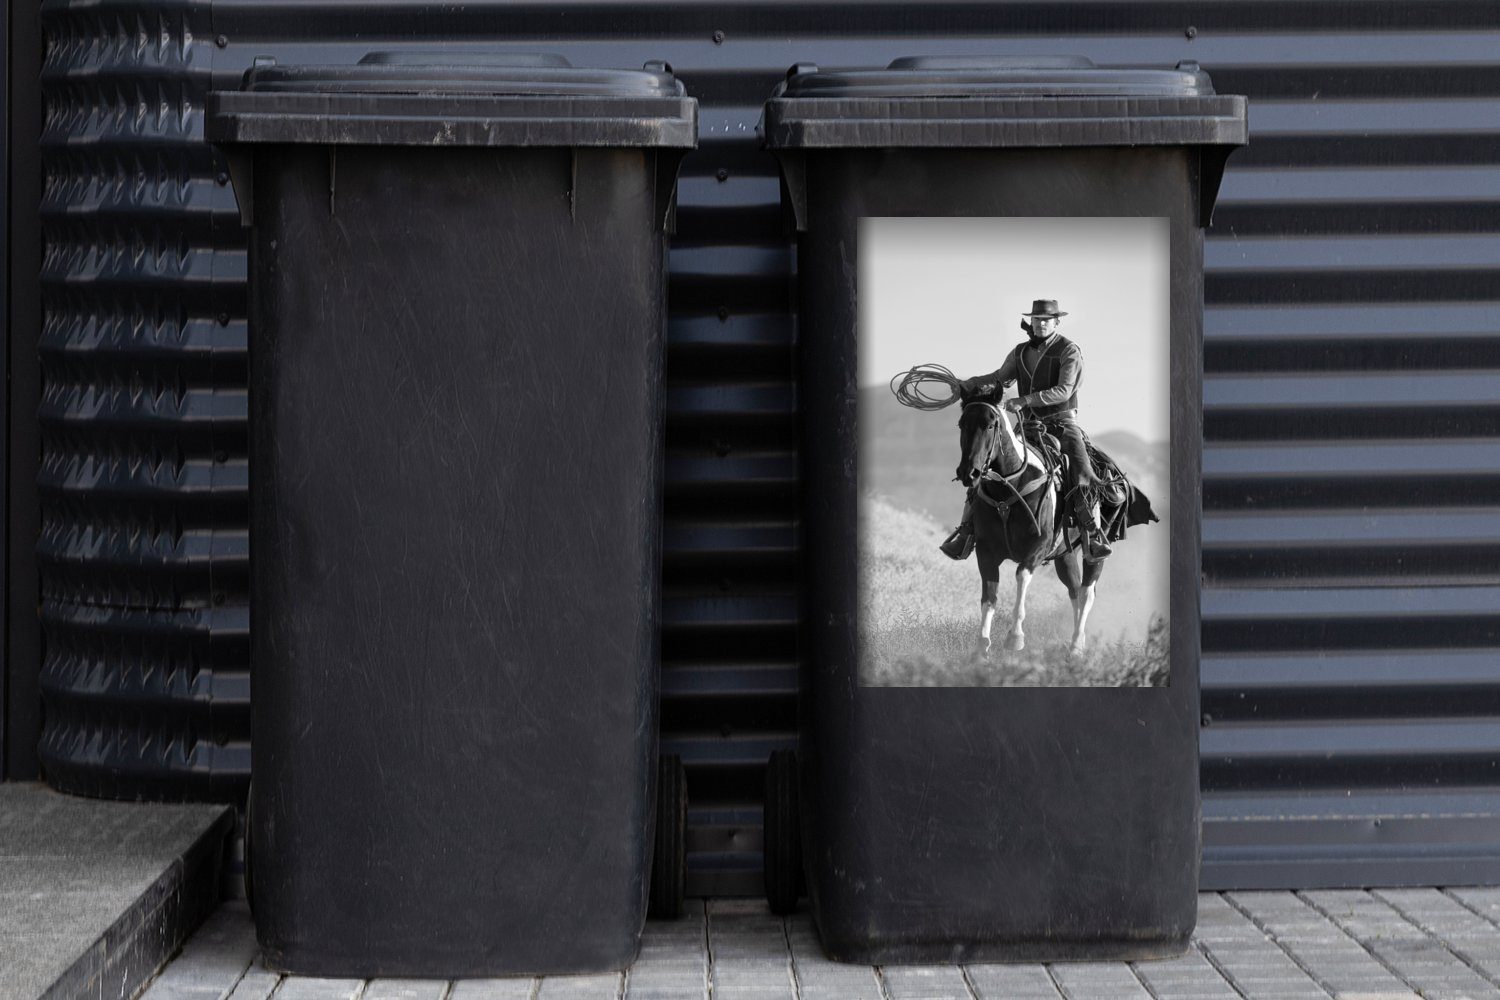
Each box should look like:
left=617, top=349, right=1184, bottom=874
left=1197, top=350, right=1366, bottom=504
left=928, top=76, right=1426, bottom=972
left=858, top=216, right=1170, bottom=443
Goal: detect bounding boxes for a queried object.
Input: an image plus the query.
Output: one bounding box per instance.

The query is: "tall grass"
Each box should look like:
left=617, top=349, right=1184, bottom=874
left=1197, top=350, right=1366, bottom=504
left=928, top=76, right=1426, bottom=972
left=859, top=494, right=1169, bottom=687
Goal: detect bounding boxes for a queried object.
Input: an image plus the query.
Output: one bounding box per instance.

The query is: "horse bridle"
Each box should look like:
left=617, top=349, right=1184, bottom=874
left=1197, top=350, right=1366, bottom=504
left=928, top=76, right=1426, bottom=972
left=961, top=400, right=1026, bottom=480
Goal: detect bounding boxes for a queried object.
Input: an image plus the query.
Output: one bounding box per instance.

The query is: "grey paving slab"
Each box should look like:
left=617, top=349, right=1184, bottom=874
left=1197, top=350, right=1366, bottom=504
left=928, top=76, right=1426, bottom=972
left=625, top=900, right=707, bottom=1000
left=226, top=967, right=283, bottom=1000
left=1449, top=887, right=1500, bottom=929
left=1226, top=891, right=1416, bottom=1000
left=1047, top=962, right=1153, bottom=1000
left=139, top=903, right=260, bottom=1000
left=268, top=978, right=364, bottom=1000
left=448, top=978, right=538, bottom=1000
left=361, top=979, right=450, bottom=1000
left=1392, top=889, right=1500, bottom=988
left=785, top=916, right=882, bottom=1000
left=963, top=964, right=1063, bottom=1000
left=1192, top=895, right=1332, bottom=1000
left=1302, top=889, right=1500, bottom=1000
left=706, top=900, right=795, bottom=999
left=879, top=965, right=975, bottom=999
left=145, top=889, right=1500, bottom=1000
left=1131, top=947, right=1244, bottom=1000
left=533, top=972, right=623, bottom=999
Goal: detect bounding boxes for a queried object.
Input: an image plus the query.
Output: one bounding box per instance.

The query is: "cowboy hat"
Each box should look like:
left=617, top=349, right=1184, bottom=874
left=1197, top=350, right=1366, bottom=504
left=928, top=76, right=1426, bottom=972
left=1022, top=298, right=1068, bottom=318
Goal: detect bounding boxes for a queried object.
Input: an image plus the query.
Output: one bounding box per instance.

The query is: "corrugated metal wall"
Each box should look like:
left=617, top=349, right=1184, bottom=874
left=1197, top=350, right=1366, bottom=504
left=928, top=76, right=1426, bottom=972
left=26, top=0, right=1500, bottom=895
left=37, top=0, right=249, bottom=799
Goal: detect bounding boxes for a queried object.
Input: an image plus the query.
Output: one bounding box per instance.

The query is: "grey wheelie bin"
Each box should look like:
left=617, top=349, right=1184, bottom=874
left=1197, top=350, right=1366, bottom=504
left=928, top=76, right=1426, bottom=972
left=760, top=56, right=1246, bottom=962
left=206, top=53, right=695, bottom=978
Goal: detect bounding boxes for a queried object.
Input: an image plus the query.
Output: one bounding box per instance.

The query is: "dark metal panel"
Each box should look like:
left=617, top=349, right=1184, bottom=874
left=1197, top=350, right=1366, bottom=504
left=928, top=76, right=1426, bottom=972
left=1201, top=789, right=1500, bottom=890
left=7, top=0, right=44, bottom=779
left=32, top=0, right=1500, bottom=893
left=36, top=0, right=249, bottom=798
left=1, top=0, right=9, bottom=772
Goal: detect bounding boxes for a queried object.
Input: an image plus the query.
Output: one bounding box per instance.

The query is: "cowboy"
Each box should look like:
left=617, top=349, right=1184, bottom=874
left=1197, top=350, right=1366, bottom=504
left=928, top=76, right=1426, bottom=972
left=940, top=298, right=1112, bottom=562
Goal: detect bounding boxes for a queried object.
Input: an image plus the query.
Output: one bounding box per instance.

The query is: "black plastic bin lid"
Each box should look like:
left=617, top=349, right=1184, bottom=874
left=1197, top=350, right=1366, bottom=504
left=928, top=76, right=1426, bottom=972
left=759, top=56, right=1246, bottom=226
left=759, top=55, right=1246, bottom=151
left=206, top=52, right=697, bottom=148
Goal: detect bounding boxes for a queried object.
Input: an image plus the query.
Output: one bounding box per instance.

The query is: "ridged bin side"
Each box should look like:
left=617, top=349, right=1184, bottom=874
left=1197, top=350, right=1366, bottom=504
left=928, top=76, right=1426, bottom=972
left=37, top=0, right=249, bottom=800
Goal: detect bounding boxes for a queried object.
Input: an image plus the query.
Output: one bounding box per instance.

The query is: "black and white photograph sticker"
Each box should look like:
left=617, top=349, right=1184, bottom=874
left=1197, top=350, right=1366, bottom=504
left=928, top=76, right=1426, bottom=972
left=858, top=216, right=1170, bottom=687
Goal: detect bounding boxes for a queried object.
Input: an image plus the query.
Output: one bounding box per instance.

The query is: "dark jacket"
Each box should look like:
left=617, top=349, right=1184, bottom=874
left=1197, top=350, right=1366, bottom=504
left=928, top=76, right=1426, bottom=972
left=975, top=333, right=1083, bottom=418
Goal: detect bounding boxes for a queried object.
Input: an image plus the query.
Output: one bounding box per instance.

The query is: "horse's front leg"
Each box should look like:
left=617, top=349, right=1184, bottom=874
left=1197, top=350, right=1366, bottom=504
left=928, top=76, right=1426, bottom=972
left=1005, top=566, right=1034, bottom=652
left=977, top=546, right=1001, bottom=656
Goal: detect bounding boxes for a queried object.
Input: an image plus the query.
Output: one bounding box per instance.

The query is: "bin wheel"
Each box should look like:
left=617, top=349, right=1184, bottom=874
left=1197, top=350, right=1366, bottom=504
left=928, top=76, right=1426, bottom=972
left=763, top=749, right=804, bottom=915
left=242, top=782, right=256, bottom=918
left=649, top=754, right=687, bottom=919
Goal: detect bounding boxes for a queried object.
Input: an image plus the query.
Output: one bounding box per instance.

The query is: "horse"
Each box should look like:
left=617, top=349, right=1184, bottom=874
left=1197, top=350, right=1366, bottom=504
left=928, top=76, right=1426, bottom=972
left=956, top=390, right=1107, bottom=658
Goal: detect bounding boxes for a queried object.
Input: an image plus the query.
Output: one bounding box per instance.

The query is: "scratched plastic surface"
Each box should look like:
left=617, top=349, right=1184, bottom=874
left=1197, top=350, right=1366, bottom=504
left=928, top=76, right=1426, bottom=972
left=764, top=60, right=1246, bottom=963
left=214, top=59, right=694, bottom=977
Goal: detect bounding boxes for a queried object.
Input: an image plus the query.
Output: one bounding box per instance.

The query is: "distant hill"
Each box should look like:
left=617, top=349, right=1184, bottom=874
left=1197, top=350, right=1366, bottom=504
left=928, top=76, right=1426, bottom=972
left=1092, top=429, right=1169, bottom=487
left=857, top=386, right=1169, bottom=524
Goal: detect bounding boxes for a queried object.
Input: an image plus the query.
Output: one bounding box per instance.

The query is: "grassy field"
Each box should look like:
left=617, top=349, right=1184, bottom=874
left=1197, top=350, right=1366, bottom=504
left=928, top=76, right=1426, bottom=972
left=858, top=495, right=1170, bottom=687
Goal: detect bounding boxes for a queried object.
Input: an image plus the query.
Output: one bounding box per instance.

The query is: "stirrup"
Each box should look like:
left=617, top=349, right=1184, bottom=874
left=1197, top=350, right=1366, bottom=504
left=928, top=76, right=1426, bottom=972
left=940, top=525, right=976, bottom=561
left=1083, top=533, right=1112, bottom=561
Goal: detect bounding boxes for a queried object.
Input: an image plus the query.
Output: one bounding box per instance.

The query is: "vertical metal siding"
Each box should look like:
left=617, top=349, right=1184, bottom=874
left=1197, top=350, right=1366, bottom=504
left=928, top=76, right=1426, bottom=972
left=31, top=0, right=1500, bottom=893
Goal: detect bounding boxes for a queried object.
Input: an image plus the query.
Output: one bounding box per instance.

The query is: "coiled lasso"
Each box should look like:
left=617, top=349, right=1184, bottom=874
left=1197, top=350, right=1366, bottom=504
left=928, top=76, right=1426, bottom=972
left=888, top=363, right=966, bottom=411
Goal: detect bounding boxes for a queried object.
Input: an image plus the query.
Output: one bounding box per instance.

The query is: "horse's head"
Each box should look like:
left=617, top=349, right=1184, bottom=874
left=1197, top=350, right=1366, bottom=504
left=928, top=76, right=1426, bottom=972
left=957, top=388, right=1016, bottom=487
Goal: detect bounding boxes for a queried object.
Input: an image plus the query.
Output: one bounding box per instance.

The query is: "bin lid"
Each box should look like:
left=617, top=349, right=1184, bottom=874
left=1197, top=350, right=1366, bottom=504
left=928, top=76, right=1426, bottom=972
left=206, top=52, right=697, bottom=148
left=760, top=55, right=1246, bottom=151
left=760, top=56, right=1246, bottom=227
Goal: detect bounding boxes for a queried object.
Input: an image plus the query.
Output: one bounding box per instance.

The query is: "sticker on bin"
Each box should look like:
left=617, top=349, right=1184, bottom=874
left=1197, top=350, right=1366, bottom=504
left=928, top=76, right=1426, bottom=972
left=859, top=216, right=1170, bottom=687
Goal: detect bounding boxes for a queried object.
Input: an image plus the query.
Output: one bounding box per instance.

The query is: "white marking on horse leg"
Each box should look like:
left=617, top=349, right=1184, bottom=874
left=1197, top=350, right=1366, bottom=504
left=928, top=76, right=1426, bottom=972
left=1005, top=567, right=1033, bottom=652
left=1067, top=590, right=1084, bottom=657
left=1070, top=582, right=1097, bottom=657
left=979, top=602, right=995, bottom=656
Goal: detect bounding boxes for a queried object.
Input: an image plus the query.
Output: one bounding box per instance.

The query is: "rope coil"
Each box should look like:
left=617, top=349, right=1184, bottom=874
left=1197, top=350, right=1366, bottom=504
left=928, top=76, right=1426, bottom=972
left=889, top=363, right=967, bottom=411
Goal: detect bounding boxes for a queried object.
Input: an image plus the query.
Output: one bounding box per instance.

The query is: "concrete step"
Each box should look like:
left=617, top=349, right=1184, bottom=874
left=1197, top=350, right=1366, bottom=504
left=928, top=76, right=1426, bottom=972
left=0, top=782, right=232, bottom=1000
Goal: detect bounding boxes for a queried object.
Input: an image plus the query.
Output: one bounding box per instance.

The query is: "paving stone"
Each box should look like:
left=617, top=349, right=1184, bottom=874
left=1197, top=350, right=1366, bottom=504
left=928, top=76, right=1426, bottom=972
left=963, top=964, right=1062, bottom=1000
left=1392, top=888, right=1500, bottom=984
left=625, top=900, right=707, bottom=1000
left=879, top=965, right=974, bottom=1000
left=1193, top=894, right=1332, bottom=1000
left=225, top=967, right=282, bottom=1000
left=1131, top=947, right=1242, bottom=1000
left=1046, top=962, right=1153, bottom=1000
left=533, top=972, right=623, bottom=999
left=448, top=979, right=538, bottom=1000
left=785, top=916, right=882, bottom=1000
left=1302, top=890, right=1500, bottom=1000
left=139, top=904, right=260, bottom=1000
left=706, top=900, right=794, bottom=999
left=145, top=890, right=1500, bottom=1000
left=1227, top=891, right=1412, bottom=999
left=268, top=978, right=364, bottom=1000
left=361, top=979, right=450, bottom=1000
left=1449, top=888, right=1500, bottom=928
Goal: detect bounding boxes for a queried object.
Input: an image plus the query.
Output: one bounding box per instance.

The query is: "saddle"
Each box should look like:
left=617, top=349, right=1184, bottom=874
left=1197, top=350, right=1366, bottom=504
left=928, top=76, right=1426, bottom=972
left=1020, top=420, right=1063, bottom=468
left=1018, top=419, right=1158, bottom=543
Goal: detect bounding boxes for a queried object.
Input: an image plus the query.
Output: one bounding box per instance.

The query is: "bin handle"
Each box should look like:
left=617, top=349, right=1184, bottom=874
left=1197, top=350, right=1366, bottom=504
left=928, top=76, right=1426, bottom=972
left=654, top=148, right=692, bottom=235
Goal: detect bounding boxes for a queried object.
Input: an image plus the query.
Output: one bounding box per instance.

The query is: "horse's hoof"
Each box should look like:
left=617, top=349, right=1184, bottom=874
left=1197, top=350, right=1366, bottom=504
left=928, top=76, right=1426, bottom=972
left=978, top=636, right=992, bottom=657
left=1068, top=644, right=1086, bottom=659
left=1005, top=633, right=1025, bottom=652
